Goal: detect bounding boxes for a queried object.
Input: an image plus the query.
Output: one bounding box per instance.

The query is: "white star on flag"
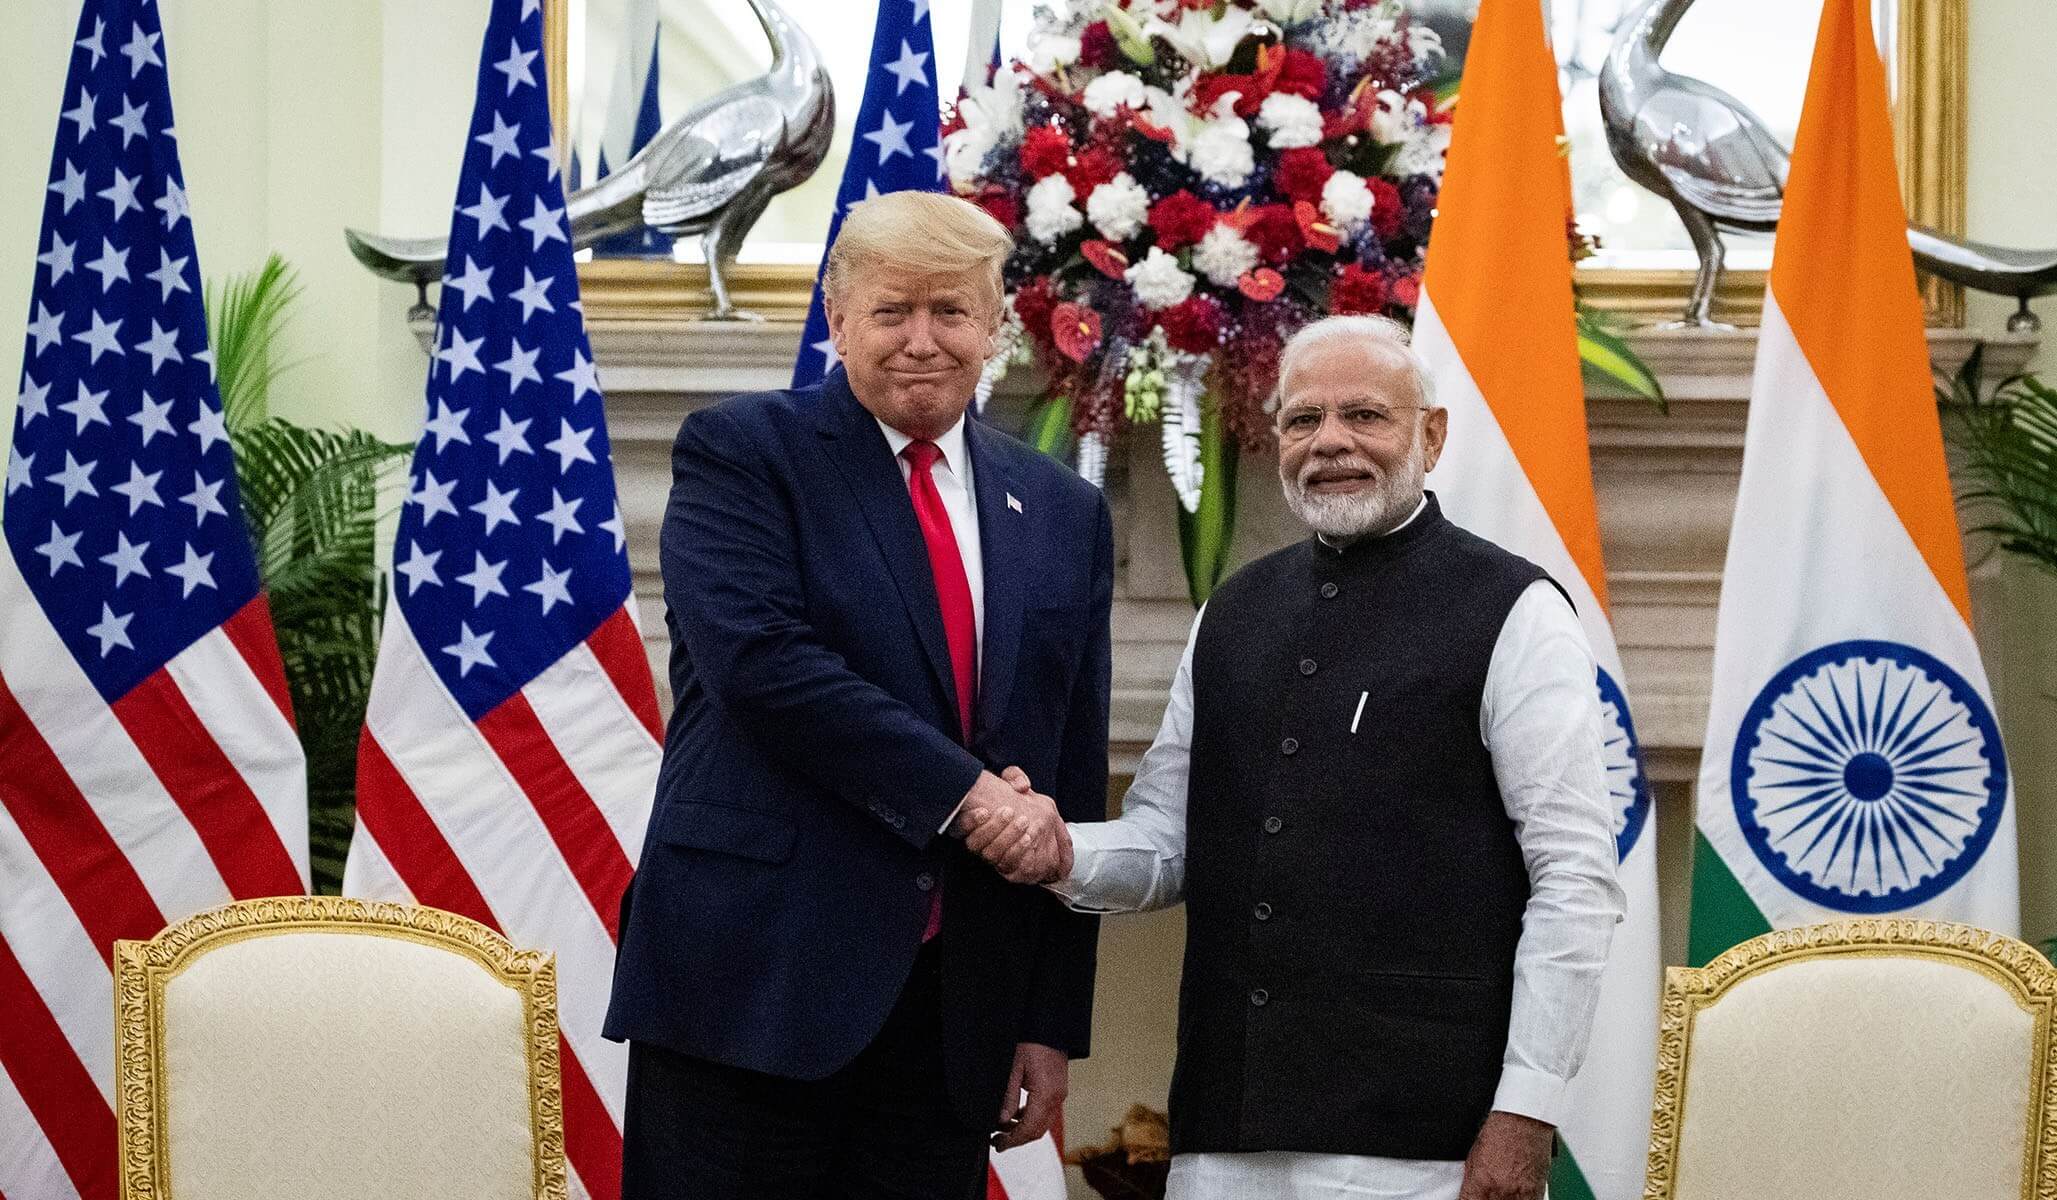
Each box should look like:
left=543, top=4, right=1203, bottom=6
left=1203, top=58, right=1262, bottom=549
left=883, top=41, right=930, bottom=94
left=164, top=545, right=217, bottom=597
left=49, top=161, right=88, bottom=212
left=111, top=96, right=149, bottom=146
left=423, top=400, right=473, bottom=451
left=396, top=542, right=444, bottom=595
left=455, top=551, right=511, bottom=604
left=146, top=248, right=190, bottom=300
left=484, top=410, right=535, bottom=462
left=475, top=111, right=523, bottom=165
left=461, top=184, right=513, bottom=238
left=119, top=22, right=163, bottom=76
left=446, top=257, right=497, bottom=310
left=410, top=469, right=460, bottom=524
left=131, top=393, right=175, bottom=444
left=36, top=523, right=86, bottom=574
left=518, top=198, right=567, bottom=250
left=85, top=603, right=135, bottom=656
left=441, top=621, right=496, bottom=675
left=109, top=461, right=164, bottom=514
left=135, top=320, right=183, bottom=372
left=555, top=349, right=599, bottom=402
left=99, top=531, right=152, bottom=586
left=84, top=237, right=129, bottom=291
left=59, top=382, right=110, bottom=432
left=523, top=561, right=574, bottom=614
left=470, top=480, right=522, bottom=534
left=181, top=473, right=227, bottom=524
left=544, top=419, right=596, bottom=471
left=510, top=268, right=555, bottom=321
left=494, top=41, right=539, bottom=93
left=40, top=234, right=77, bottom=283
left=495, top=340, right=543, bottom=392
left=863, top=111, right=915, bottom=163
left=99, top=168, right=142, bottom=221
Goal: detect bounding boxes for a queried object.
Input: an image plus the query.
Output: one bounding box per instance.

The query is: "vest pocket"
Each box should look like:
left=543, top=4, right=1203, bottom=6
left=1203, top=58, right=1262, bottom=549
left=652, top=799, right=798, bottom=864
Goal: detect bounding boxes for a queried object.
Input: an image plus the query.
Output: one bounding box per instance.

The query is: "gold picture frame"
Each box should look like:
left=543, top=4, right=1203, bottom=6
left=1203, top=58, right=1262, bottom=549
left=113, top=896, right=569, bottom=1200
left=544, top=0, right=1965, bottom=327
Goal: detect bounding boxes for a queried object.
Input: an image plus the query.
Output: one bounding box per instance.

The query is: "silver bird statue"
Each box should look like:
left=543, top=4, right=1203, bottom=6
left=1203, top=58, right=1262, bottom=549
left=1599, top=0, right=2057, bottom=330
left=346, top=0, right=832, bottom=322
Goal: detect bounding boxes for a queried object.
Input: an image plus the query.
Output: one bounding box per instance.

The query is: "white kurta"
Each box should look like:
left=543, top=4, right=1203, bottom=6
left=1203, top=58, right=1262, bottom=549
left=1050, top=507, right=1626, bottom=1200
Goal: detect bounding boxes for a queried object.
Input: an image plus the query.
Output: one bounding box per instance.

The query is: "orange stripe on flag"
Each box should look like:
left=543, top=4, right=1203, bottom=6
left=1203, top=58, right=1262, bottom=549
left=1419, top=0, right=1609, bottom=611
left=1771, top=0, right=1971, bottom=623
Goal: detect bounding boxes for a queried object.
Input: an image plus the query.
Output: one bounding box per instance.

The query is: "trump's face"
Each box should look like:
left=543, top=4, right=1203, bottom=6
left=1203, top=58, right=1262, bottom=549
left=827, top=268, right=999, bottom=441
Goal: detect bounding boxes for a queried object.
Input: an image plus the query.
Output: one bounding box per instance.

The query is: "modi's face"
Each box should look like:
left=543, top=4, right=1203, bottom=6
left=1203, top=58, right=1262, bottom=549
left=1275, top=338, right=1447, bottom=540
left=827, top=268, right=998, bottom=440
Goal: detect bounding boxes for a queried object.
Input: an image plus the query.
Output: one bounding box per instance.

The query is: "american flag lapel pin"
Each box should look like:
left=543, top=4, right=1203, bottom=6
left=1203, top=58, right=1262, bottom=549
left=1007, top=492, right=1023, bottom=514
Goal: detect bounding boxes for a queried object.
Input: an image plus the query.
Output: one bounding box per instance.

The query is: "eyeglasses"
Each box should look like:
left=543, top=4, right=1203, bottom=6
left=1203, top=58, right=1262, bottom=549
left=1274, top=402, right=1425, bottom=444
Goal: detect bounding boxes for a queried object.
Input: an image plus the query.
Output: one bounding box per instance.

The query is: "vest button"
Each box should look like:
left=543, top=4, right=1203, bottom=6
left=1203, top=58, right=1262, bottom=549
left=1250, top=988, right=1270, bottom=1007
left=1320, top=582, right=1339, bottom=599
left=1253, top=902, right=1273, bottom=921
left=1280, top=737, right=1299, bottom=756
left=1299, top=658, right=1316, bottom=676
left=1263, top=816, right=1283, bottom=834
left=915, top=873, right=935, bottom=892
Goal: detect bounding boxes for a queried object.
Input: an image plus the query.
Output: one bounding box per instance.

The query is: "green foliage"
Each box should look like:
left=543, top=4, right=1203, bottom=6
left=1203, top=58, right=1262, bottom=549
left=1576, top=305, right=1667, bottom=410
left=1176, top=399, right=1238, bottom=607
left=1939, top=345, right=2057, bottom=578
left=1025, top=394, right=1076, bottom=459
left=208, top=256, right=411, bottom=892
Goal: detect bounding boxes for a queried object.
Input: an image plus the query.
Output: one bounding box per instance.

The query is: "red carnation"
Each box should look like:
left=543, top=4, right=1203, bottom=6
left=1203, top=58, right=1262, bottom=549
left=1148, top=190, right=1218, bottom=251
left=1078, top=21, right=1118, bottom=70
left=1019, top=126, right=1072, bottom=179
left=1368, top=177, right=1405, bottom=241
left=1013, top=279, right=1058, bottom=352
left=1331, top=263, right=1388, bottom=315
left=1244, top=203, right=1304, bottom=265
left=1156, top=294, right=1225, bottom=353
left=1273, top=147, right=1334, bottom=206
left=1063, top=146, right=1122, bottom=196
left=1275, top=49, right=1328, bottom=102
left=1391, top=272, right=1421, bottom=309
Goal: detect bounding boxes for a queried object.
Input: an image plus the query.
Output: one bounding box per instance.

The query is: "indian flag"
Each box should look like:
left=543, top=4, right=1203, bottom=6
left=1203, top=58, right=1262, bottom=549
left=1412, top=1, right=1658, bottom=1198
left=1690, top=0, right=2016, bottom=967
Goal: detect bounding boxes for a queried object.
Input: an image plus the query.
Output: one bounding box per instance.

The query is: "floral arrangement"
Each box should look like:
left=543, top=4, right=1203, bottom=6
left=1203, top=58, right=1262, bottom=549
left=943, top=0, right=1450, bottom=596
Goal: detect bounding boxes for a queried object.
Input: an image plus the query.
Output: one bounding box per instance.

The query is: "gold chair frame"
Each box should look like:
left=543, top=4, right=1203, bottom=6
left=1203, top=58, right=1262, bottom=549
left=1643, top=919, right=2057, bottom=1200
left=113, top=896, right=569, bottom=1200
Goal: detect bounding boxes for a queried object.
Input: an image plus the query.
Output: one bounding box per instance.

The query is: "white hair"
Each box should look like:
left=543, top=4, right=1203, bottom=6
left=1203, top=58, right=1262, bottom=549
left=1275, top=314, right=1439, bottom=412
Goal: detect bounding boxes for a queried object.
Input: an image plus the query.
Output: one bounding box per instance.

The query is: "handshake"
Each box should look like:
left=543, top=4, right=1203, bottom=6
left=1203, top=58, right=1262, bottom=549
left=950, top=767, right=1072, bottom=886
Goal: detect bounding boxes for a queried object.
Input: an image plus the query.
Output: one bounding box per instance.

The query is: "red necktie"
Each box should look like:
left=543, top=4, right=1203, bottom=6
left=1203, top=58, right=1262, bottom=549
left=902, top=440, right=976, bottom=944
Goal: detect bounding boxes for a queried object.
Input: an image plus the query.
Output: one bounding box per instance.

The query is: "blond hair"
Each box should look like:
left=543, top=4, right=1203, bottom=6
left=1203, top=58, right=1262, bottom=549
left=824, top=191, right=1012, bottom=317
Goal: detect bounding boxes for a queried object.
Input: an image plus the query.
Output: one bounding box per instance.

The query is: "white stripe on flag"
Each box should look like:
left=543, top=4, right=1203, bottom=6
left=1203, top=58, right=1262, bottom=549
left=0, top=1063, right=79, bottom=1200
left=0, top=801, right=114, bottom=1102
left=359, top=624, right=635, bottom=1120
left=988, top=1132, right=1067, bottom=1200
left=163, top=625, right=310, bottom=882
left=523, top=641, right=659, bottom=862
left=339, top=809, right=416, bottom=903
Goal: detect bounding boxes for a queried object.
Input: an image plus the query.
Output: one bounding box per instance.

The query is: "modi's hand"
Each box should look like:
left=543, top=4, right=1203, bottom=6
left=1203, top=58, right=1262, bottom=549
left=1456, top=1111, right=1553, bottom=1200
left=956, top=769, right=1071, bottom=884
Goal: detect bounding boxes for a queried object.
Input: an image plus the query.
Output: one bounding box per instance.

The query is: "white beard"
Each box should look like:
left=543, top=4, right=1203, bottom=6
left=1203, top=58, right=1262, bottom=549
left=1280, top=444, right=1427, bottom=541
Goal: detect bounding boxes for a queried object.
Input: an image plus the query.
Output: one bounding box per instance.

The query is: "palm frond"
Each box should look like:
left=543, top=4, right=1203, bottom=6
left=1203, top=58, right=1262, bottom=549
left=207, top=253, right=305, bottom=432
left=1575, top=303, right=1667, bottom=411
left=1938, top=351, right=2057, bottom=578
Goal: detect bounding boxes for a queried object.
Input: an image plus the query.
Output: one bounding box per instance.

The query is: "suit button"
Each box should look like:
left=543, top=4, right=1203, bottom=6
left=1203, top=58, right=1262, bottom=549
left=1299, top=658, right=1316, bottom=676
left=1320, top=582, right=1339, bottom=599
left=1263, top=816, right=1283, bottom=834
left=915, top=873, right=935, bottom=892
left=1280, top=737, right=1299, bottom=756
left=1253, top=902, right=1272, bottom=921
left=1250, top=988, right=1270, bottom=1007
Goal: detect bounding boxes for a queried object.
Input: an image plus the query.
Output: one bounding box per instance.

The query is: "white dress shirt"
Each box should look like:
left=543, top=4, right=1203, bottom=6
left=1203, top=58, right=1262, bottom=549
left=1050, top=501, right=1625, bottom=1200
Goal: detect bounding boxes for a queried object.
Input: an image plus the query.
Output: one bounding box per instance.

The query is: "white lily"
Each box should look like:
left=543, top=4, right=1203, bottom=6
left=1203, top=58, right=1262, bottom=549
left=1145, top=6, right=1256, bottom=70
left=1256, top=0, right=1323, bottom=26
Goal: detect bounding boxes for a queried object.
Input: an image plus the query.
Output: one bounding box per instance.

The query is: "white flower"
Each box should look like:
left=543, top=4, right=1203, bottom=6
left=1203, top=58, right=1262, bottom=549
left=1087, top=173, right=1151, bottom=241
left=1392, top=121, right=1451, bottom=178
left=1146, top=7, right=1255, bottom=70
left=1320, top=169, right=1374, bottom=231
left=1408, top=23, right=1445, bottom=66
left=1192, top=223, right=1259, bottom=287
left=1257, top=93, right=1324, bottom=149
left=957, top=68, right=1024, bottom=137
left=1256, top=0, right=1322, bottom=25
left=943, top=125, right=1000, bottom=192
left=1025, top=174, right=1084, bottom=244
left=1189, top=108, right=1255, bottom=188
left=1124, top=246, right=1197, bottom=309
left=1083, top=71, right=1148, bottom=119
left=1370, top=89, right=1424, bottom=145
left=1309, top=6, right=1401, bottom=61
left=1028, top=33, right=1082, bottom=75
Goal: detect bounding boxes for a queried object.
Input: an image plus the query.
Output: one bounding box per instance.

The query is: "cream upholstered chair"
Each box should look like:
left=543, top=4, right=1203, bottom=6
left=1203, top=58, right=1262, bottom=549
left=114, top=897, right=567, bottom=1200
left=1644, top=920, right=2057, bottom=1200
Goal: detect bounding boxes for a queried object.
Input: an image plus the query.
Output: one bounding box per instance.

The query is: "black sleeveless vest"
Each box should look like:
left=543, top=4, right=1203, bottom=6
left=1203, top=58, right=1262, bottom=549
left=1170, top=493, right=1551, bottom=1161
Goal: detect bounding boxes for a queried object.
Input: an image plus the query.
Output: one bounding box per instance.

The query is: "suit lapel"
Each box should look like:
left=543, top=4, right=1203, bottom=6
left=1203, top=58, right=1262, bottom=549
left=966, top=418, right=1024, bottom=742
left=814, top=369, right=960, bottom=715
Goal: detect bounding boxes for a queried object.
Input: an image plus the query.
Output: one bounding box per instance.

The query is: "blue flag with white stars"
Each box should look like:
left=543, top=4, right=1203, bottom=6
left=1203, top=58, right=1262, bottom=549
left=5, top=0, right=260, bottom=702
left=393, top=0, right=633, bottom=720
left=790, top=0, right=945, bottom=387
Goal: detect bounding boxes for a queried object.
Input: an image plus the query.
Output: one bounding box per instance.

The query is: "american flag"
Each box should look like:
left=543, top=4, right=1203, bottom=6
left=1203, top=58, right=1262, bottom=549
left=0, top=1, right=310, bottom=1195
left=790, top=0, right=947, bottom=387
left=339, top=2, right=660, bottom=1198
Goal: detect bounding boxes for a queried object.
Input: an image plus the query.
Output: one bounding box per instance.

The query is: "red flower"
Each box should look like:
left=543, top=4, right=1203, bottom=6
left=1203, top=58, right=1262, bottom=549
left=1063, top=146, right=1122, bottom=196
left=976, top=191, right=1019, bottom=230
left=1390, top=272, right=1421, bottom=309
left=1013, top=279, right=1058, bottom=352
left=1078, top=21, right=1119, bottom=70
left=1275, top=49, right=1328, bottom=102
left=1273, top=147, right=1334, bottom=206
left=1052, top=302, right=1104, bottom=364
left=1019, top=126, right=1072, bottom=179
left=1368, top=177, right=1405, bottom=241
left=1148, top=190, right=1218, bottom=251
left=1244, top=203, right=1304, bottom=265
left=1238, top=267, right=1286, bottom=302
left=1331, top=263, right=1388, bottom=314
left=1081, top=240, right=1131, bottom=279
left=1156, top=294, right=1224, bottom=353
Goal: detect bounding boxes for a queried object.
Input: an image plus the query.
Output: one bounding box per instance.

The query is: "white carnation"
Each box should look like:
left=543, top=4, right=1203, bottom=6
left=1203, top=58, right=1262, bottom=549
left=943, top=125, right=999, bottom=192
left=1257, top=93, right=1324, bottom=149
left=1124, top=246, right=1197, bottom=309
left=1083, top=71, right=1148, bottom=119
left=1370, top=90, right=1424, bottom=146
left=1392, top=122, right=1451, bottom=178
left=1025, top=174, right=1084, bottom=244
left=1320, top=170, right=1373, bottom=231
left=1192, top=223, right=1259, bottom=287
left=1190, top=112, right=1255, bottom=188
left=1027, top=33, right=1081, bottom=75
left=1086, top=173, right=1151, bottom=242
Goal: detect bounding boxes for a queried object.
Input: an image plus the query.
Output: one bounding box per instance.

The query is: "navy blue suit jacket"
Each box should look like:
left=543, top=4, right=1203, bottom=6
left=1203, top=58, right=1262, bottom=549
left=603, top=367, right=1110, bottom=1127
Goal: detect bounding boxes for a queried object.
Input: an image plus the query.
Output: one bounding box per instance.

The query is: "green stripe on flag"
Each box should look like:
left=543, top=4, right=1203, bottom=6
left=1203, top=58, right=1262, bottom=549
left=1549, top=1144, right=1600, bottom=1200
left=1688, top=830, right=1773, bottom=967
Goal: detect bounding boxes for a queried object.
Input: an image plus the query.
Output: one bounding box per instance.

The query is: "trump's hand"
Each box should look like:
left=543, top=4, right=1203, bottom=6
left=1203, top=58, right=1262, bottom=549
left=1456, top=1111, right=1553, bottom=1200
left=993, top=1042, right=1068, bottom=1151
left=955, top=769, right=1070, bottom=884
